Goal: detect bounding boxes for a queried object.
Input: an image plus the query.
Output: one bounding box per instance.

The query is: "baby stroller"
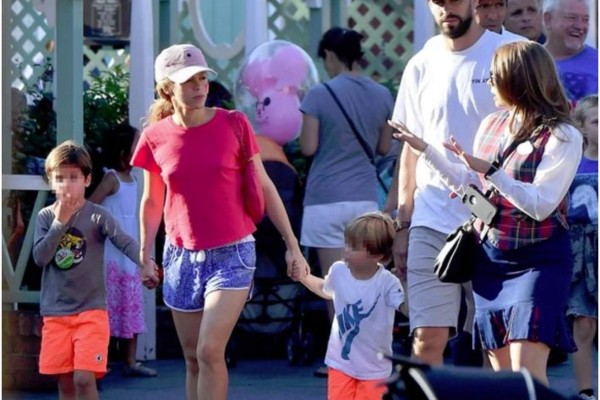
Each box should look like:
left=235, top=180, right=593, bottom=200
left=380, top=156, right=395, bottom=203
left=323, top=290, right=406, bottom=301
left=227, top=137, right=314, bottom=367
left=382, top=354, right=574, bottom=400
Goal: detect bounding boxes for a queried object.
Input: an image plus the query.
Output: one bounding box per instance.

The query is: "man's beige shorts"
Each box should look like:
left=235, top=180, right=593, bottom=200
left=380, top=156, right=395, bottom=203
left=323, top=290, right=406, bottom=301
left=407, top=226, right=461, bottom=334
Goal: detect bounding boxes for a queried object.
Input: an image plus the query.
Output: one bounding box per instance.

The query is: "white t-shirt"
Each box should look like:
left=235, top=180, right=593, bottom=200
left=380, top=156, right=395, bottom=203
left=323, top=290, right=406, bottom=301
left=500, top=27, right=529, bottom=43
left=392, top=30, right=517, bottom=234
left=323, top=261, right=404, bottom=380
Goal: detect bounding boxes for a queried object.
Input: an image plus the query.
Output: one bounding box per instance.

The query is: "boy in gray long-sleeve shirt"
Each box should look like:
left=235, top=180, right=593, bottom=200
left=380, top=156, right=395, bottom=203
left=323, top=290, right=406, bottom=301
left=32, top=140, right=158, bottom=399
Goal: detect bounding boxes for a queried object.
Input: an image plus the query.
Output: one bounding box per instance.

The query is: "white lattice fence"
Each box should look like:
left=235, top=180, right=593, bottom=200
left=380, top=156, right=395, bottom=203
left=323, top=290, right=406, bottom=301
left=266, top=0, right=311, bottom=49
left=10, top=0, right=54, bottom=90
left=348, top=0, right=413, bottom=85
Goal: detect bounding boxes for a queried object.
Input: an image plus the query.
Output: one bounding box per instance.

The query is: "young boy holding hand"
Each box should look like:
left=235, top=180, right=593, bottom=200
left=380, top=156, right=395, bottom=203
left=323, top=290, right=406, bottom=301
left=293, top=212, right=405, bottom=400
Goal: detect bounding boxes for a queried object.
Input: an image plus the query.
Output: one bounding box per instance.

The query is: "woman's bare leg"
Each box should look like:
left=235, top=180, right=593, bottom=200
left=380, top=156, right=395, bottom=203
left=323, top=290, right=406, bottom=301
left=196, top=289, right=250, bottom=400
left=172, top=310, right=203, bottom=400
left=509, top=340, right=551, bottom=386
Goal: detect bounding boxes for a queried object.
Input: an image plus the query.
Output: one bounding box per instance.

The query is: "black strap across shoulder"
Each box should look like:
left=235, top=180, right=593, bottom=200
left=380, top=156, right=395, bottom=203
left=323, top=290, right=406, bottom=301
left=323, top=82, right=388, bottom=194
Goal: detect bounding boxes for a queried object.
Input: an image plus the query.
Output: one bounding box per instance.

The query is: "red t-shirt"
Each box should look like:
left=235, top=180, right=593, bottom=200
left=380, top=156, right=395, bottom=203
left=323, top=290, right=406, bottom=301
left=131, top=108, right=260, bottom=250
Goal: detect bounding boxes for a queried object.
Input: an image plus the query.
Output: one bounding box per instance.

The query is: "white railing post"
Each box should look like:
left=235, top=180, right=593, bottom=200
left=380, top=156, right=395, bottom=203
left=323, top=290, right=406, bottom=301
left=245, top=0, right=268, bottom=56
left=129, top=0, right=157, bottom=362
left=55, top=0, right=84, bottom=144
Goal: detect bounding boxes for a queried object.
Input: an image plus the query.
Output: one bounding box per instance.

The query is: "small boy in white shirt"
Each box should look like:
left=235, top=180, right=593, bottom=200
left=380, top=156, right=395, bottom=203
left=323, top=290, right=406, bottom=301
left=293, top=212, right=405, bottom=400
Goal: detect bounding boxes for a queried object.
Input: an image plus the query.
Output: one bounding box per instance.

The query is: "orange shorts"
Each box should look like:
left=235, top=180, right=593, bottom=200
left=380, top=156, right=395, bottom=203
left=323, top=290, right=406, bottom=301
left=328, top=367, right=387, bottom=400
left=39, top=309, right=109, bottom=378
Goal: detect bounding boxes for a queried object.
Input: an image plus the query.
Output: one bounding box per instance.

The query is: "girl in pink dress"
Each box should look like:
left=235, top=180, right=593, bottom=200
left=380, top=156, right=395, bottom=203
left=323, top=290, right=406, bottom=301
left=90, top=123, right=157, bottom=377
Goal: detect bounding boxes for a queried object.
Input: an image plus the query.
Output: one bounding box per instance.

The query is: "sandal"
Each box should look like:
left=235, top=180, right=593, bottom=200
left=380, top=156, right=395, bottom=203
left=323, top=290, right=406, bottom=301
left=122, top=362, right=158, bottom=377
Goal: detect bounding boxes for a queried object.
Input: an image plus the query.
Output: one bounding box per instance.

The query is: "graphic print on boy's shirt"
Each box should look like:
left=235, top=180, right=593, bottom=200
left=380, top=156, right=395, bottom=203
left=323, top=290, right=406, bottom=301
left=337, top=295, right=380, bottom=360
left=53, top=227, right=87, bottom=270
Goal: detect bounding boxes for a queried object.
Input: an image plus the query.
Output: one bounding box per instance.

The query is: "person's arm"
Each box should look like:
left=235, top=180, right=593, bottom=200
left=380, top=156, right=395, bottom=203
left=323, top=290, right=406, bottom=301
left=389, top=119, right=481, bottom=195
left=382, top=155, right=400, bottom=215
left=439, top=124, right=583, bottom=220
left=101, top=211, right=141, bottom=265
left=299, top=113, right=319, bottom=156
left=101, top=209, right=160, bottom=288
left=376, top=122, right=395, bottom=156
left=486, top=126, right=583, bottom=220
left=377, top=92, right=396, bottom=156
left=385, top=272, right=408, bottom=316
left=299, top=273, right=331, bottom=300
left=392, top=144, right=418, bottom=283
left=139, top=170, right=165, bottom=266
left=388, top=64, right=421, bottom=284
left=32, top=209, right=68, bottom=268
left=422, top=144, right=481, bottom=194
left=253, top=154, right=309, bottom=277
left=88, top=172, right=118, bottom=204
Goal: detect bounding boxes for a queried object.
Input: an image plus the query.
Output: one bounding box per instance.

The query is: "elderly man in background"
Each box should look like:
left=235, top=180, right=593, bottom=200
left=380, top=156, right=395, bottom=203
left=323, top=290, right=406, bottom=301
left=543, top=0, right=598, bottom=102
left=504, top=0, right=546, bottom=42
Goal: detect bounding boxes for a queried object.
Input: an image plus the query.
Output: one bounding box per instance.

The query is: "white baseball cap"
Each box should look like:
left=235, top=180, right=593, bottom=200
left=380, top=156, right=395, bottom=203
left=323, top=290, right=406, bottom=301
left=154, top=44, right=217, bottom=83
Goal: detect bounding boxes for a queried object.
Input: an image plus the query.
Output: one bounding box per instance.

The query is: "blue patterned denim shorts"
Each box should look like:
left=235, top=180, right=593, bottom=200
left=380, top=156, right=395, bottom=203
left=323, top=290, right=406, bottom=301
left=162, top=239, right=256, bottom=312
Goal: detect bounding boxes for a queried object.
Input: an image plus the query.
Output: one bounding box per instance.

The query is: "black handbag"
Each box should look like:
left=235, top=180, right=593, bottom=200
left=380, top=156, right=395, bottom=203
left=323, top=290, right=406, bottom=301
left=434, top=217, right=478, bottom=283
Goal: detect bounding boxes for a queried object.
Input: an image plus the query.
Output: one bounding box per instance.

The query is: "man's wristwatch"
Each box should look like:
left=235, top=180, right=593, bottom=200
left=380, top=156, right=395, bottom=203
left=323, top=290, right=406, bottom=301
left=394, top=219, right=411, bottom=232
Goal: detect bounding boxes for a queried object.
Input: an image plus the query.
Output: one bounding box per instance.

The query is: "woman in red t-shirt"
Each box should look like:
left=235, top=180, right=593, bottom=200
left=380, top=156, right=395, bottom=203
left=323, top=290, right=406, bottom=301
left=131, top=44, right=309, bottom=400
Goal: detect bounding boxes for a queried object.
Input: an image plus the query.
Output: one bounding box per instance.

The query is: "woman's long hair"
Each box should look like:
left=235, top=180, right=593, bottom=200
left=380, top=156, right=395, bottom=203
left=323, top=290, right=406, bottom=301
left=492, top=41, right=572, bottom=141
left=143, top=79, right=175, bottom=128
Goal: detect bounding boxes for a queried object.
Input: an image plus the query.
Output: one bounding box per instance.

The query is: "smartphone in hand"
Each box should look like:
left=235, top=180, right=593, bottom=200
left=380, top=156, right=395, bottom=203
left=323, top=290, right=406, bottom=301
left=462, top=185, right=497, bottom=225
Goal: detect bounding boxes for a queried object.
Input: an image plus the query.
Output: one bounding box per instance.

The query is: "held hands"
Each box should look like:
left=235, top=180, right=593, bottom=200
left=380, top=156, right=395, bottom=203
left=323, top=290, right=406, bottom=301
left=141, top=258, right=160, bottom=289
left=290, top=261, right=310, bottom=282
left=443, top=136, right=491, bottom=174
left=391, top=229, right=409, bottom=283
left=387, top=120, right=428, bottom=154
left=286, top=248, right=309, bottom=282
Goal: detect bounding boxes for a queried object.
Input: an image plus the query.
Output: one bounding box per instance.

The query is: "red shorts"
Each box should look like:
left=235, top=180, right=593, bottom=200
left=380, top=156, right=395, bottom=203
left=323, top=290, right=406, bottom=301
left=39, top=309, right=109, bottom=378
left=328, top=367, right=387, bottom=400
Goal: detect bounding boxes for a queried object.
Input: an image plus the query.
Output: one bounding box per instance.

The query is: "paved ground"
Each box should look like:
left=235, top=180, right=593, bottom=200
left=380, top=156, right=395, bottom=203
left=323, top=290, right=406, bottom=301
left=3, top=351, right=597, bottom=400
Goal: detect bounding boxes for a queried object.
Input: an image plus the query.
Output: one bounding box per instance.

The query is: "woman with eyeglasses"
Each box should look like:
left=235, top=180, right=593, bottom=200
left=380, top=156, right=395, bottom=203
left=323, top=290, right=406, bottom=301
left=389, top=41, right=582, bottom=385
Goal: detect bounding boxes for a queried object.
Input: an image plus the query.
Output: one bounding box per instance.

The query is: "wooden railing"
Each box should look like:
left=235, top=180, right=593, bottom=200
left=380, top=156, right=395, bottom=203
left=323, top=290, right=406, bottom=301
left=2, top=174, right=50, bottom=304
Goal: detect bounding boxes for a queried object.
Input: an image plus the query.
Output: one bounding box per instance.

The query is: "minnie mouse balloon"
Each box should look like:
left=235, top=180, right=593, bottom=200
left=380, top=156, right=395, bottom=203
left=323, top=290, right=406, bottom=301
left=234, top=40, right=318, bottom=145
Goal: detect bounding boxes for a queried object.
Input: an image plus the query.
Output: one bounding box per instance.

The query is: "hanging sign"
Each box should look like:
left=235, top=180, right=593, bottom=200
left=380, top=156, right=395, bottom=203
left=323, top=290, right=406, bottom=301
left=84, top=0, right=131, bottom=46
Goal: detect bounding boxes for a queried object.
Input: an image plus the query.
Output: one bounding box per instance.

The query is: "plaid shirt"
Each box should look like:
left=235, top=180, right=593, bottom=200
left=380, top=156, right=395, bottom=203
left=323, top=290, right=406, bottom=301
left=475, top=112, right=568, bottom=250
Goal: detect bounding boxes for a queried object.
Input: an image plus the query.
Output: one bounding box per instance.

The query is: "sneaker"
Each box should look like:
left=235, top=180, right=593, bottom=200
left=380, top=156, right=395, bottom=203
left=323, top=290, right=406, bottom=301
left=123, top=362, right=158, bottom=377
left=579, top=394, right=597, bottom=400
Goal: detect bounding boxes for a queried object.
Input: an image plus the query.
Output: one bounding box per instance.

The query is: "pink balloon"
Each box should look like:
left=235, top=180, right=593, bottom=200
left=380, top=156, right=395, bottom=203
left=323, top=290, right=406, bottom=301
left=255, top=89, right=301, bottom=145
left=242, top=59, right=273, bottom=98
left=268, top=45, right=308, bottom=90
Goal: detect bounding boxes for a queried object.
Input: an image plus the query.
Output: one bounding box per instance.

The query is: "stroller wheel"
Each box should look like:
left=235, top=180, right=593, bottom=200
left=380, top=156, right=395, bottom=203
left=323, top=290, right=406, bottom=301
left=287, top=333, right=302, bottom=365
left=301, top=332, right=315, bottom=365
